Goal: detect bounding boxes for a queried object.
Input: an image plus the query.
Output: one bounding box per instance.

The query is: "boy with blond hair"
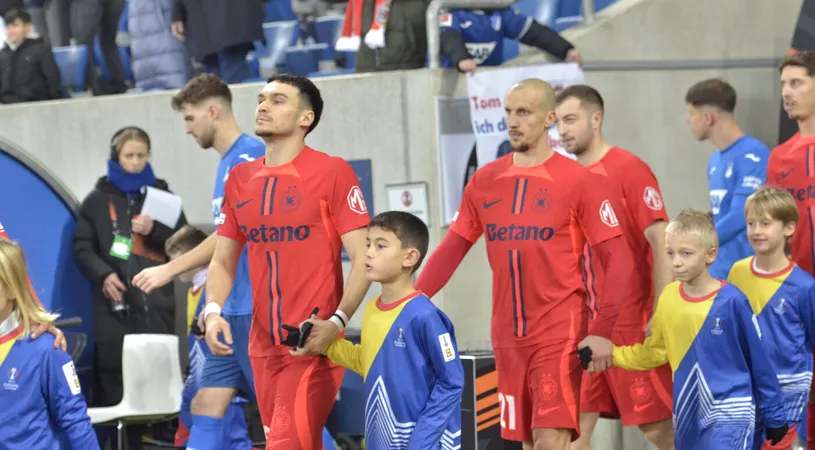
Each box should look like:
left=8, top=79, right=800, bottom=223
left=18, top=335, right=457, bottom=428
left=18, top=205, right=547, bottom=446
left=728, top=186, right=815, bottom=449
left=579, top=210, right=789, bottom=449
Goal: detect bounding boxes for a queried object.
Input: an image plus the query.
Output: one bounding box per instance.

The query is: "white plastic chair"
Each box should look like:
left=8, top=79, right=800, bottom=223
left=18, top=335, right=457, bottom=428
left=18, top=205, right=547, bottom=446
left=87, top=334, right=184, bottom=450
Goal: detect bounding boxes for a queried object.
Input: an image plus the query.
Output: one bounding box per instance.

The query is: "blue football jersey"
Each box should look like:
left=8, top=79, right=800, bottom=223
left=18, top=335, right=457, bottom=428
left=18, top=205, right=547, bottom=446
left=707, top=135, right=769, bottom=279
left=440, top=8, right=532, bottom=66
left=213, top=134, right=266, bottom=316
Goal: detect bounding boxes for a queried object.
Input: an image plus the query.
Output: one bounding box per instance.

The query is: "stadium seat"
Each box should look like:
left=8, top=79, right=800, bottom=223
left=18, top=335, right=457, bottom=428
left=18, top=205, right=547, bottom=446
left=53, top=317, right=86, bottom=364
left=313, top=15, right=343, bottom=46
left=262, top=21, right=298, bottom=69
left=52, top=45, right=89, bottom=92
left=285, top=43, right=326, bottom=76
left=87, top=334, right=183, bottom=450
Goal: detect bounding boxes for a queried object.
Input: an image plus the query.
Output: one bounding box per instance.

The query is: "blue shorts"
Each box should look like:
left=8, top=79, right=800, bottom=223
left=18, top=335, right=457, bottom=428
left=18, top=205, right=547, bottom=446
left=200, top=314, right=256, bottom=401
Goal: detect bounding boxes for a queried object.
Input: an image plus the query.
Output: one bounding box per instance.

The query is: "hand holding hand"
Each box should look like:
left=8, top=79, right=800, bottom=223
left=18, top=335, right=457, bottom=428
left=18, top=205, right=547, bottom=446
left=577, top=335, right=614, bottom=373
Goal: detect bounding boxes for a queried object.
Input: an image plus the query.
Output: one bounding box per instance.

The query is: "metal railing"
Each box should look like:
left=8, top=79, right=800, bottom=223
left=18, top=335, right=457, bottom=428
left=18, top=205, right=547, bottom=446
left=582, top=0, right=597, bottom=24
left=426, top=0, right=599, bottom=68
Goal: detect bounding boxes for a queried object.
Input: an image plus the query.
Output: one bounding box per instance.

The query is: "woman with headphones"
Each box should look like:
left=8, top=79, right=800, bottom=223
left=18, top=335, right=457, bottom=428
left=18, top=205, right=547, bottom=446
left=72, top=126, right=187, bottom=450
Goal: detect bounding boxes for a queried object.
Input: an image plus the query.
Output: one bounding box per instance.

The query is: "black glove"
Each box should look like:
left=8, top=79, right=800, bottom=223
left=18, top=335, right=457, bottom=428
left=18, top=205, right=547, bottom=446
left=765, top=424, right=789, bottom=445
left=190, top=317, right=205, bottom=338
left=281, top=324, right=302, bottom=347
left=281, top=307, right=320, bottom=349
left=577, top=347, right=592, bottom=370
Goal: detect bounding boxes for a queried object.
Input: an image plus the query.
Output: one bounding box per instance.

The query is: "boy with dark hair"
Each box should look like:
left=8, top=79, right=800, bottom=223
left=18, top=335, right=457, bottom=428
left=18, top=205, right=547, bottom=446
left=165, top=225, right=253, bottom=450
left=314, top=211, right=464, bottom=449
left=684, top=78, right=769, bottom=280
left=728, top=186, right=815, bottom=449
left=0, top=8, right=62, bottom=103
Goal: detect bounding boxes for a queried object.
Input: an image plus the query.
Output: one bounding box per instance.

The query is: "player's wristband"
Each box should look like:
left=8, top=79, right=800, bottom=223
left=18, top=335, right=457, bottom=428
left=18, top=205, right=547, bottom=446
left=329, top=310, right=349, bottom=331
left=203, top=302, right=222, bottom=319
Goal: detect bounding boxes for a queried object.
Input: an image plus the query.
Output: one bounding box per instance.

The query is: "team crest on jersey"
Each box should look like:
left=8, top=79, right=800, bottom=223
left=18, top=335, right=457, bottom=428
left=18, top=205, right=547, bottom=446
left=531, top=188, right=552, bottom=214
left=394, top=328, right=406, bottom=348
left=629, top=377, right=652, bottom=402
left=643, top=187, right=663, bottom=211
left=347, top=186, right=368, bottom=215
left=4, top=368, right=19, bottom=391
left=281, top=185, right=302, bottom=213
left=539, top=373, right=559, bottom=401
left=271, top=405, right=291, bottom=435
left=773, top=298, right=787, bottom=315
left=599, top=200, right=619, bottom=227
left=711, top=317, right=724, bottom=335
left=440, top=12, right=452, bottom=27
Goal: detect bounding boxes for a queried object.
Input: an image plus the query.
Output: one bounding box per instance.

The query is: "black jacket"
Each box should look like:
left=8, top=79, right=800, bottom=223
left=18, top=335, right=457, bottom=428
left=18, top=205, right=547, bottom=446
left=73, top=176, right=187, bottom=343
left=172, top=0, right=264, bottom=60
left=356, top=0, right=431, bottom=72
left=0, top=38, right=63, bottom=103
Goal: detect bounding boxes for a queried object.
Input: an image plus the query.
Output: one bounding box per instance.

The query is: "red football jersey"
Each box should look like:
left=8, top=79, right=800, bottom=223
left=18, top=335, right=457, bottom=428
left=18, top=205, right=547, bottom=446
left=217, top=147, right=371, bottom=356
left=768, top=133, right=815, bottom=276
left=450, top=152, right=623, bottom=348
left=582, top=148, right=669, bottom=331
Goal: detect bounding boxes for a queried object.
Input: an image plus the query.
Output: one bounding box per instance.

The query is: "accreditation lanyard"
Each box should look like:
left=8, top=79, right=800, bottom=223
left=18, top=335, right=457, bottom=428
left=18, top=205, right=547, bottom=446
left=108, top=195, right=133, bottom=260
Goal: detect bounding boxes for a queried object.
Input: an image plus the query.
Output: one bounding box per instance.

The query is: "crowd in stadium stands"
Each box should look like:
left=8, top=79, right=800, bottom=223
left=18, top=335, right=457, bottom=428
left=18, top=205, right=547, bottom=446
left=0, top=0, right=591, bottom=103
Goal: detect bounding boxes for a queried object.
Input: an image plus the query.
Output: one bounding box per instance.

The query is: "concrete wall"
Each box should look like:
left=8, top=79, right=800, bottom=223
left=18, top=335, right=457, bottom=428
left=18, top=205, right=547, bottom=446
left=0, top=0, right=803, bottom=447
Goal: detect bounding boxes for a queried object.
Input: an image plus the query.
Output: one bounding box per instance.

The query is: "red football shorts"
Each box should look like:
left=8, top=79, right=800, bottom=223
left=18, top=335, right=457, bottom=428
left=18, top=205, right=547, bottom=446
left=493, top=340, right=583, bottom=443
left=580, top=328, right=673, bottom=426
left=251, top=346, right=344, bottom=450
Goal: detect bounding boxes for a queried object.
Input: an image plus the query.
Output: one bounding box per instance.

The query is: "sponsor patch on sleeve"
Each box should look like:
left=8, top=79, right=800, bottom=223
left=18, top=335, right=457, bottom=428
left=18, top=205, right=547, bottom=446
left=438, top=332, right=456, bottom=362
left=62, top=361, right=81, bottom=395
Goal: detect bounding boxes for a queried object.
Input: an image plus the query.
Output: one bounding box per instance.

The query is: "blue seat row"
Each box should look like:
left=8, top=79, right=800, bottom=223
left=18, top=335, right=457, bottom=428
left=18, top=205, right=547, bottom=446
left=58, top=0, right=622, bottom=88
left=52, top=45, right=88, bottom=93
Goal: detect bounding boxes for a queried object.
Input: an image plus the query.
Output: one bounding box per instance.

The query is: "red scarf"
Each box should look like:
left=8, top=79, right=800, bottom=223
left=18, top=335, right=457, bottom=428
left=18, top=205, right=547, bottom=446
left=335, top=0, right=392, bottom=52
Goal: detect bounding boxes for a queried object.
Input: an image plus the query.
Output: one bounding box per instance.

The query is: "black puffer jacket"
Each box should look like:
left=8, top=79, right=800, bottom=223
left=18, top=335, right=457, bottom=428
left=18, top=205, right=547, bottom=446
left=73, top=176, right=187, bottom=343
left=0, top=37, right=63, bottom=103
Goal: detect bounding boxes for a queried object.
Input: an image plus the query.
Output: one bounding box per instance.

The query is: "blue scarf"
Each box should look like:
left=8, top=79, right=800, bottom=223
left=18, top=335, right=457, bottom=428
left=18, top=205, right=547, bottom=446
left=107, top=160, right=156, bottom=195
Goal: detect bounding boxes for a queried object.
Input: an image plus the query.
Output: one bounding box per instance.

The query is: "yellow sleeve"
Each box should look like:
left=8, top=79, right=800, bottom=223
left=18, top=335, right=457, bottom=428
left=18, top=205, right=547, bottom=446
left=325, top=338, right=363, bottom=376
left=611, top=299, right=669, bottom=371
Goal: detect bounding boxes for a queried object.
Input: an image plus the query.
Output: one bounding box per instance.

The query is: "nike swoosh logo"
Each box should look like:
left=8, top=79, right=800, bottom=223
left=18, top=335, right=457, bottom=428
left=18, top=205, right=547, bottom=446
left=483, top=199, right=501, bottom=209
left=236, top=199, right=253, bottom=209
left=537, top=406, right=559, bottom=417
left=267, top=438, right=290, bottom=448
left=633, top=402, right=653, bottom=413
left=461, top=20, right=472, bottom=28
left=781, top=168, right=795, bottom=179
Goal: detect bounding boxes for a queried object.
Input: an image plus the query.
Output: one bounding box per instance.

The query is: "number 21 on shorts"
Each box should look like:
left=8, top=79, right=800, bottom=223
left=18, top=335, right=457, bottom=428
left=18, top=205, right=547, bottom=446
left=498, top=393, right=516, bottom=431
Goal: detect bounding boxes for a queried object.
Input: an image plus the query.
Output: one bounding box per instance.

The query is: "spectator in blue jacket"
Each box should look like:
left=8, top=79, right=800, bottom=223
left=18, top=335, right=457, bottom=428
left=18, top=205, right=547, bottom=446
left=128, top=0, right=190, bottom=91
left=439, top=8, right=582, bottom=73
